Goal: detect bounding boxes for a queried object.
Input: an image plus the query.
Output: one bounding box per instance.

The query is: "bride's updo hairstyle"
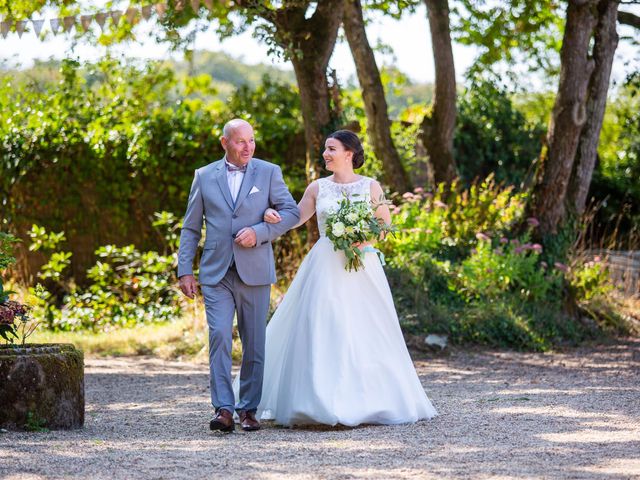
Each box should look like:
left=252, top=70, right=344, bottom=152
left=328, top=130, right=365, bottom=169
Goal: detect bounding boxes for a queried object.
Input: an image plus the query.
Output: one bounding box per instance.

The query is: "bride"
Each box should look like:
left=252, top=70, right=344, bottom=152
left=235, top=130, right=437, bottom=427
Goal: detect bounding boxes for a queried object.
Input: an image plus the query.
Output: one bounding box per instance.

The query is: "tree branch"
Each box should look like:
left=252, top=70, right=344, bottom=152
left=618, top=10, right=640, bottom=29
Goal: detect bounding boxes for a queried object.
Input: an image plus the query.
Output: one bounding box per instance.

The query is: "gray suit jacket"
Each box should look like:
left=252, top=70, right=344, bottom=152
left=177, top=158, right=299, bottom=286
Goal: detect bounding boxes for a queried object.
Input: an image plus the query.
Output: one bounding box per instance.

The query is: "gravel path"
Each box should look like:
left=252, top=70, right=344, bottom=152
left=1, top=339, right=639, bottom=480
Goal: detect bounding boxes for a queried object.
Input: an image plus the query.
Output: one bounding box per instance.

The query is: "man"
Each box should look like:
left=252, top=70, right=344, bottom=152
left=178, top=119, right=299, bottom=432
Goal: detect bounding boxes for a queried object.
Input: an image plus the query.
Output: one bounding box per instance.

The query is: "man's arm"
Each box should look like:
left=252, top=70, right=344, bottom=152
left=177, top=170, right=204, bottom=278
left=252, top=165, right=300, bottom=246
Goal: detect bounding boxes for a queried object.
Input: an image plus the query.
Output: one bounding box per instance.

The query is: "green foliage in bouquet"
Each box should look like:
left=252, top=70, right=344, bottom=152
left=325, top=194, right=394, bottom=272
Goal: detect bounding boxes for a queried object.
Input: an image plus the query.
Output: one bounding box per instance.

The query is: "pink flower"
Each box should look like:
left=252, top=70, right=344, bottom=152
left=500, top=237, right=509, bottom=244
left=413, top=187, right=424, bottom=194
left=434, top=200, right=447, bottom=209
left=594, top=256, right=601, bottom=263
left=392, top=207, right=401, bottom=215
left=402, top=192, right=414, bottom=200
left=493, top=248, right=503, bottom=256
left=475, top=232, right=491, bottom=241
left=531, top=243, right=543, bottom=253
left=5, top=300, right=27, bottom=315
left=425, top=229, right=433, bottom=234
left=514, top=246, right=524, bottom=254
left=527, top=217, right=540, bottom=228
left=0, top=305, right=15, bottom=325
left=541, top=261, right=548, bottom=268
left=511, top=239, right=520, bottom=246
left=554, top=262, right=569, bottom=272
left=471, top=248, right=477, bottom=255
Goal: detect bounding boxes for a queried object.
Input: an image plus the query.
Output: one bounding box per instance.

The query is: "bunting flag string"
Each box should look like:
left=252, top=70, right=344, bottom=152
left=0, top=0, right=226, bottom=40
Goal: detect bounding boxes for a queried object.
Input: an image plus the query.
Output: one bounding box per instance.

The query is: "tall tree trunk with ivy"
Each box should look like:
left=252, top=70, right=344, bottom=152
left=530, top=0, right=598, bottom=235
left=421, top=0, right=458, bottom=185
left=568, top=0, right=620, bottom=216
left=343, top=0, right=412, bottom=194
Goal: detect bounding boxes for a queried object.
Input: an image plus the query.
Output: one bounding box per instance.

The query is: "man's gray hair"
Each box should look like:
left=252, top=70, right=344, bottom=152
left=222, top=119, right=252, bottom=138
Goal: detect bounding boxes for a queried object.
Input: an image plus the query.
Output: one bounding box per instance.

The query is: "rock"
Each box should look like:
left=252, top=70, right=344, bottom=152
left=0, top=343, right=84, bottom=430
left=424, top=334, right=448, bottom=350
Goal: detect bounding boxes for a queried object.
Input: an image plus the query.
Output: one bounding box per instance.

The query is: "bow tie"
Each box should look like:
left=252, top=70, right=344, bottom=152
left=226, top=163, right=247, bottom=173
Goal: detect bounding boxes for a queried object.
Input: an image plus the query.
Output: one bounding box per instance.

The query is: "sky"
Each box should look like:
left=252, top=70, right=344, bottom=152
left=1, top=2, right=638, bottom=88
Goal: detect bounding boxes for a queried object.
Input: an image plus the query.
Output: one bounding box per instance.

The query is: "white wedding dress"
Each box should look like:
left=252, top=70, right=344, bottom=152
left=235, top=176, right=437, bottom=426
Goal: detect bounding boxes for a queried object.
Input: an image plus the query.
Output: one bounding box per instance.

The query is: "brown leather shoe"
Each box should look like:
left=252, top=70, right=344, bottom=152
left=209, top=409, right=234, bottom=433
left=238, top=410, right=260, bottom=431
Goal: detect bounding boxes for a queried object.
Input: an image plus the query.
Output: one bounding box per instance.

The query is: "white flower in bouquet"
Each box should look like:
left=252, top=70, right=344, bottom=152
left=331, top=222, right=346, bottom=237
left=325, top=193, right=394, bottom=272
left=346, top=212, right=359, bottom=223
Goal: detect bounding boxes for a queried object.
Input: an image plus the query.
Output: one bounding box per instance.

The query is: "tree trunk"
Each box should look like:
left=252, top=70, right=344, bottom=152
left=421, top=0, right=457, bottom=185
left=271, top=1, right=344, bottom=185
left=342, top=0, right=412, bottom=194
left=568, top=0, right=620, bottom=216
left=267, top=1, right=344, bottom=242
left=530, top=0, right=598, bottom=235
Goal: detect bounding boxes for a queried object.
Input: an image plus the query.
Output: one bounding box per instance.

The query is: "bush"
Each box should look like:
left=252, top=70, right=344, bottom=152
left=455, top=80, right=546, bottom=186
left=382, top=177, right=623, bottom=350
left=27, top=213, right=181, bottom=332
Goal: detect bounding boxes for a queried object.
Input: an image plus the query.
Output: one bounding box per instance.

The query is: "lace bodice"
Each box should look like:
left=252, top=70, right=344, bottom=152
left=316, top=176, right=373, bottom=237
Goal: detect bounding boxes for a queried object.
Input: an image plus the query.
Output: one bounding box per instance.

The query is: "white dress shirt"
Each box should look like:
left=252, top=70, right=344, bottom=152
left=225, top=157, right=246, bottom=203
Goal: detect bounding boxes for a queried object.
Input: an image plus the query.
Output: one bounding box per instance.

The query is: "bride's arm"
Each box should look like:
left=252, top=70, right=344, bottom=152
left=370, top=180, right=391, bottom=225
left=354, top=180, right=391, bottom=249
left=292, top=181, right=319, bottom=228
left=264, top=181, right=318, bottom=227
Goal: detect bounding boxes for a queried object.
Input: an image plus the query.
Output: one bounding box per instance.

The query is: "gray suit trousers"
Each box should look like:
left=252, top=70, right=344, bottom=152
left=201, top=266, right=270, bottom=414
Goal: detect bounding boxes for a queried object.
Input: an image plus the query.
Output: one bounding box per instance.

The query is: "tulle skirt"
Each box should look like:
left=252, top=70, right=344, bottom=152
left=235, top=236, right=437, bottom=427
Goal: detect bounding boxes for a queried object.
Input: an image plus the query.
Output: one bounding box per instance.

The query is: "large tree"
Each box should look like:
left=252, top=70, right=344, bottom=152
left=453, top=0, right=638, bottom=236
left=567, top=0, right=620, bottom=216
left=529, top=0, right=598, bottom=235
left=342, top=0, right=412, bottom=193
left=421, top=0, right=458, bottom=185
left=234, top=1, right=345, bottom=184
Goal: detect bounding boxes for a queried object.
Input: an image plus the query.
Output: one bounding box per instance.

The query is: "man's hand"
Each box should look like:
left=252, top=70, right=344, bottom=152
left=179, top=274, right=199, bottom=299
left=263, top=208, right=282, bottom=224
left=235, top=227, right=257, bottom=248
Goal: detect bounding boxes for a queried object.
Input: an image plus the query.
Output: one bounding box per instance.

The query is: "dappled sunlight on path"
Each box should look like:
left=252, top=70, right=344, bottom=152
left=1, top=340, right=639, bottom=479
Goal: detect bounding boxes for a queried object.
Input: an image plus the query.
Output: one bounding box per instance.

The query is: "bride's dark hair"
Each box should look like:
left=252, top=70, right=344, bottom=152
left=327, top=130, right=365, bottom=169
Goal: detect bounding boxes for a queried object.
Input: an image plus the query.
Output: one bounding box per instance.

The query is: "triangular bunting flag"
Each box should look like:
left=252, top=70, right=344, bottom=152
left=202, top=0, right=214, bottom=11
left=80, top=15, right=93, bottom=31
left=50, top=18, right=61, bottom=35
left=0, top=21, right=10, bottom=39
left=191, top=0, right=200, bottom=12
left=141, top=5, right=153, bottom=20
left=155, top=3, right=168, bottom=18
left=32, top=19, right=45, bottom=37
left=94, top=12, right=108, bottom=31
left=63, top=15, right=76, bottom=32
left=15, top=20, right=26, bottom=37
left=110, top=10, right=123, bottom=26
left=125, top=7, right=139, bottom=24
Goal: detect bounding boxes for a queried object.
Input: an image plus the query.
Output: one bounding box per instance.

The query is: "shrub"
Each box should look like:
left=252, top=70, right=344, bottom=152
left=27, top=213, right=181, bottom=332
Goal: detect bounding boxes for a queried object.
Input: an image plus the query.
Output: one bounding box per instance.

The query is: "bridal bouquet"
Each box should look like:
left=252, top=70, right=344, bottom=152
left=325, top=194, right=394, bottom=272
